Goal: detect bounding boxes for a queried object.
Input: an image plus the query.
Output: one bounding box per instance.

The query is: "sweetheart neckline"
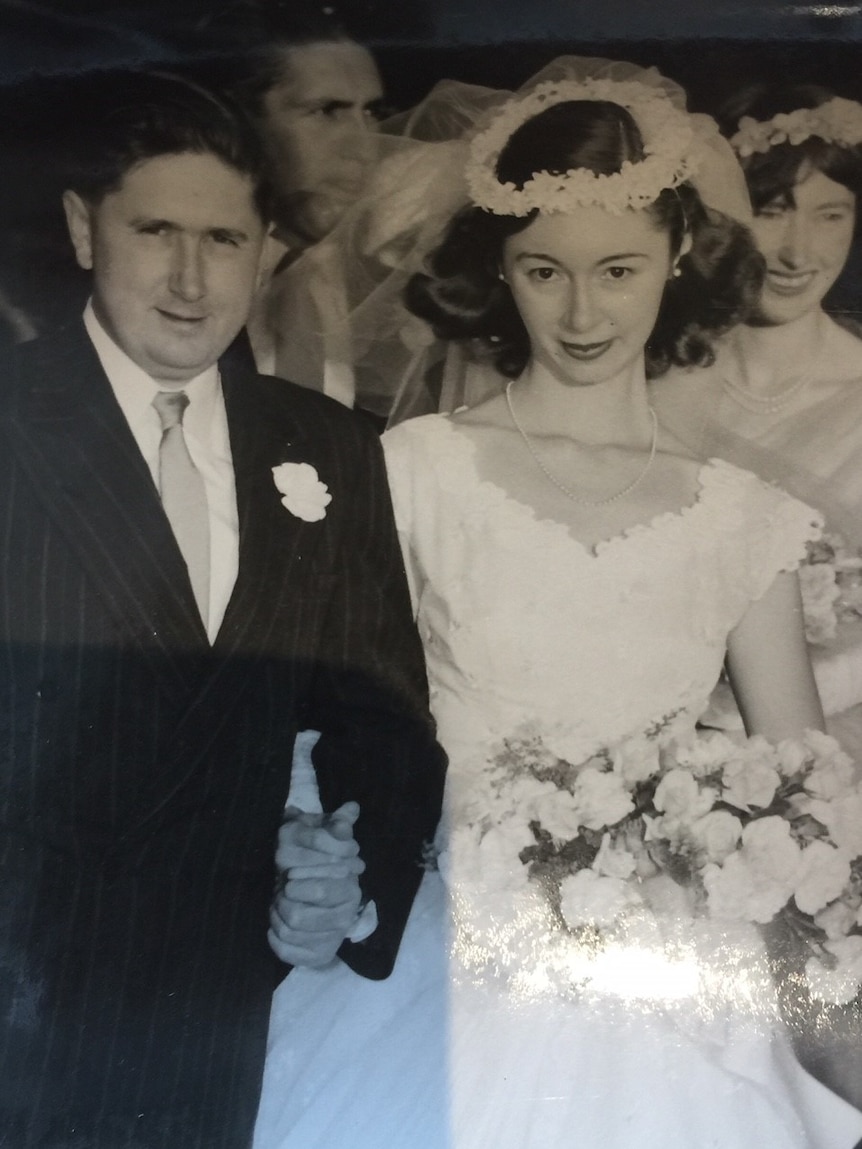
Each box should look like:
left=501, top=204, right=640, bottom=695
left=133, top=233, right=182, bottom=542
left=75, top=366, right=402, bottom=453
left=425, top=414, right=728, bottom=560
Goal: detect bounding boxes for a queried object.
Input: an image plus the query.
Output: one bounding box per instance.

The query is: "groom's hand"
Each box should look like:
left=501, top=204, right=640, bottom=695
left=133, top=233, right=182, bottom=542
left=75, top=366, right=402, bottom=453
left=268, top=802, right=366, bottom=968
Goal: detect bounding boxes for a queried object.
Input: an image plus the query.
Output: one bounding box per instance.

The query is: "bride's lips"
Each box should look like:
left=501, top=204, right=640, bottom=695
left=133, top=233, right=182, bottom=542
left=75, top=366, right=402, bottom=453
left=764, top=269, right=817, bottom=296
left=560, top=338, right=614, bottom=362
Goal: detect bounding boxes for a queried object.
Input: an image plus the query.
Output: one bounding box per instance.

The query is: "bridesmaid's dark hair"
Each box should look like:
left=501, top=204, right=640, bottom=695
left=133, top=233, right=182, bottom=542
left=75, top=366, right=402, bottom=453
left=406, top=99, right=763, bottom=380
left=719, top=84, right=862, bottom=226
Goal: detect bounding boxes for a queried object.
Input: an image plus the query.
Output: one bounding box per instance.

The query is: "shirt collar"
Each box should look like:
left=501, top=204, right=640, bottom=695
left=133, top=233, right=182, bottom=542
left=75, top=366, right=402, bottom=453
left=83, top=300, right=221, bottom=437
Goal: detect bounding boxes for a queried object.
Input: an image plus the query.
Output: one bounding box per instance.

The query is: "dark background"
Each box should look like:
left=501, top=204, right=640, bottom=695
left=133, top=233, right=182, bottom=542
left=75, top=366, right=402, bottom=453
left=3, top=1, right=862, bottom=98
left=3, top=0, right=862, bottom=330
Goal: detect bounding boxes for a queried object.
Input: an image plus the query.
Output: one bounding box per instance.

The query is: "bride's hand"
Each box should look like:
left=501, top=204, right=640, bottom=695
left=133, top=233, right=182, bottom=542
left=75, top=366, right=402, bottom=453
left=268, top=803, right=366, bottom=968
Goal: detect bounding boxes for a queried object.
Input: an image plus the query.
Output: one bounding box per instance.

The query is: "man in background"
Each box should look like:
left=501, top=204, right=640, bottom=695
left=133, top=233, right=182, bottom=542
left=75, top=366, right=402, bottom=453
left=198, top=2, right=386, bottom=404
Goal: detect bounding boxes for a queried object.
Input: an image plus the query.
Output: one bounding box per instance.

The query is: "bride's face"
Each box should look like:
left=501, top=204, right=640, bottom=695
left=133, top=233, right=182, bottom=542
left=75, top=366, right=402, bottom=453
left=501, top=205, right=673, bottom=389
left=749, top=167, right=855, bottom=326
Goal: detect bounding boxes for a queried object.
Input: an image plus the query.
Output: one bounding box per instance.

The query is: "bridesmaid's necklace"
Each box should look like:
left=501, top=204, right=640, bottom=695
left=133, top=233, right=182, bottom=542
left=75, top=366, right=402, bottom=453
left=505, top=381, right=659, bottom=507
left=721, top=326, right=826, bottom=414
left=721, top=371, right=810, bottom=414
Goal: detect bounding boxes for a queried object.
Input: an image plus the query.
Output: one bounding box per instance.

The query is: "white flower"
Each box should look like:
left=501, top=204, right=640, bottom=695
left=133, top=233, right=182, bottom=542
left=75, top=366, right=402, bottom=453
left=731, top=98, right=862, bottom=159
left=721, top=756, right=781, bottom=812
left=532, top=788, right=584, bottom=841
left=654, top=770, right=716, bottom=822
left=466, top=77, right=704, bottom=216
left=774, top=738, right=810, bottom=778
left=611, top=738, right=661, bottom=785
left=689, top=810, right=743, bottom=864
left=801, top=734, right=856, bottom=800
left=593, top=832, right=638, bottom=880
left=475, top=824, right=533, bottom=893
left=806, top=756, right=856, bottom=801
left=797, top=792, right=862, bottom=857
left=704, top=817, right=802, bottom=923
left=507, top=773, right=558, bottom=816
left=814, top=899, right=858, bottom=941
left=794, top=841, right=852, bottom=915
left=803, top=728, right=849, bottom=760
left=672, top=731, right=743, bottom=780
left=272, top=462, right=331, bottom=522
left=572, top=768, right=634, bottom=831
left=559, top=869, right=641, bottom=930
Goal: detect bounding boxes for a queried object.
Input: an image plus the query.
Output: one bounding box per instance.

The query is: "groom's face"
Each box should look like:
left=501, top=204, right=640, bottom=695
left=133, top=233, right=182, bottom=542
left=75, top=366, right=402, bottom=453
left=63, top=151, right=267, bottom=385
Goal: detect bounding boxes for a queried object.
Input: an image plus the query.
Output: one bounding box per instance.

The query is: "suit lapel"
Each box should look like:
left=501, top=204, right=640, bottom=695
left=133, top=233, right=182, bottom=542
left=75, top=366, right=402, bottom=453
left=7, top=326, right=334, bottom=841
left=7, top=325, right=208, bottom=685
left=214, top=360, right=315, bottom=656
left=120, top=364, right=330, bottom=844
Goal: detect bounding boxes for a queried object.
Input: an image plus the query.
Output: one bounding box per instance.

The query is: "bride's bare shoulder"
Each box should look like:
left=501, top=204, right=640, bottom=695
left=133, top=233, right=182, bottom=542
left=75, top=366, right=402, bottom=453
left=450, top=392, right=511, bottom=432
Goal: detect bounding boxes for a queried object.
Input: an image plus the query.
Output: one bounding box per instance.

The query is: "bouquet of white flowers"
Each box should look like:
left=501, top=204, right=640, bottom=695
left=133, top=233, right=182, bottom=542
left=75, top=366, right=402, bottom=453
left=801, top=531, right=862, bottom=646
left=439, top=722, right=862, bottom=1004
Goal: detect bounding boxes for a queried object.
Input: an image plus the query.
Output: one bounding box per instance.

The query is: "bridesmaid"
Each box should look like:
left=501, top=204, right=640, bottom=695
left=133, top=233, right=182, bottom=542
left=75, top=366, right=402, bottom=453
left=655, top=83, right=862, bottom=531
left=653, top=84, right=862, bottom=753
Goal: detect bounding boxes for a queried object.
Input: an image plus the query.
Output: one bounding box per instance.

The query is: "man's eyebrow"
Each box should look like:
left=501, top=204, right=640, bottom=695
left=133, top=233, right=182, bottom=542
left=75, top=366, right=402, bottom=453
left=299, top=96, right=386, bottom=113
left=128, top=218, right=251, bottom=243
left=209, top=226, right=251, bottom=242
left=298, top=97, right=353, bottom=110
left=129, top=216, right=176, bottom=230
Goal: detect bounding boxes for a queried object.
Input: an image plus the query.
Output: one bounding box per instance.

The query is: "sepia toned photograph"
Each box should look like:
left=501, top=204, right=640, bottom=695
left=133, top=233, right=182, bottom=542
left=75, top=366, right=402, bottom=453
left=1, top=1, right=862, bottom=1146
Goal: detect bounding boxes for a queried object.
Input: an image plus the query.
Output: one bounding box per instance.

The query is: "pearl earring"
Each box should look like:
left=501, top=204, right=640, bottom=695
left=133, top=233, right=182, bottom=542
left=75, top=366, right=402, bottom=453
left=672, top=265, right=682, bottom=278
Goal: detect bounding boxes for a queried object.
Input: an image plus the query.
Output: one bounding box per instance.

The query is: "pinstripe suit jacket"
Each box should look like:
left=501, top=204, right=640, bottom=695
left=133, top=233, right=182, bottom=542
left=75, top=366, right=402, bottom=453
left=0, top=322, right=445, bottom=1149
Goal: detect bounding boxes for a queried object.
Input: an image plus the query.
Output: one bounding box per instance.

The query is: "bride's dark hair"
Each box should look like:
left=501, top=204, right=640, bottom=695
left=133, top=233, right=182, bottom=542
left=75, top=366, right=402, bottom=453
left=719, top=84, right=862, bottom=230
left=406, top=99, right=764, bottom=380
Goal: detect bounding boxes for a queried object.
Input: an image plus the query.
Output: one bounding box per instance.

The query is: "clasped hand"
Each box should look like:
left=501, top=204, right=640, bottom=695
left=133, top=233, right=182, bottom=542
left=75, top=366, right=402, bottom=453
left=268, top=801, right=365, bottom=968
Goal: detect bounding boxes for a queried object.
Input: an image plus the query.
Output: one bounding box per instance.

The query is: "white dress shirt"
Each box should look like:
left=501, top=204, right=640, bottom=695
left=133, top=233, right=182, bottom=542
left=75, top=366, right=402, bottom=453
left=84, top=302, right=238, bottom=642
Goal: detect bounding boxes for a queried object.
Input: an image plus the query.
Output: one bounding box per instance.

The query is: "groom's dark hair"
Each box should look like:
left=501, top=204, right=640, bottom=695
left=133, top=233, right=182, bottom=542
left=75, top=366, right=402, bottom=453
left=62, top=70, right=273, bottom=220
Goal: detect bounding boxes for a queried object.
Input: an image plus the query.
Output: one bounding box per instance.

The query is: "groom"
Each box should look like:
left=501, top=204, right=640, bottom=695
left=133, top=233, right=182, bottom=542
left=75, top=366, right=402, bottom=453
left=0, top=72, right=444, bottom=1148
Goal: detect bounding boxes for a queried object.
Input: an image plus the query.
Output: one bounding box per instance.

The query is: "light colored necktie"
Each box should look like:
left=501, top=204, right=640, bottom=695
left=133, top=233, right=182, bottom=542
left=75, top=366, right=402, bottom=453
left=152, top=390, right=210, bottom=627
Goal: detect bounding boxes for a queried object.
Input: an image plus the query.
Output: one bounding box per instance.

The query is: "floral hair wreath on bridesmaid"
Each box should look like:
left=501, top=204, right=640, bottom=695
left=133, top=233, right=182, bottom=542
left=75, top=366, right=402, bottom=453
left=465, top=77, right=716, bottom=217
left=730, top=97, right=862, bottom=158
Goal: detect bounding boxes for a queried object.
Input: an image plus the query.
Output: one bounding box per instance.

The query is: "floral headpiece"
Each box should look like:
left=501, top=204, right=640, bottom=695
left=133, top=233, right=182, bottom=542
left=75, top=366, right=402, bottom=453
left=465, top=77, right=711, bottom=216
left=730, top=97, right=862, bottom=158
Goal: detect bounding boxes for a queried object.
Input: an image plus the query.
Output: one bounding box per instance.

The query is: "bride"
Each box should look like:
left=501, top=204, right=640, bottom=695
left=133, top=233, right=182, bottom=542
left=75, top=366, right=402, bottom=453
left=254, top=60, right=862, bottom=1148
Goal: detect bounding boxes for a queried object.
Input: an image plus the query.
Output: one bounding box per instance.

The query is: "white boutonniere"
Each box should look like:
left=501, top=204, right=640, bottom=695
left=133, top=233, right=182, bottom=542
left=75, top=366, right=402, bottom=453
left=272, top=462, right=331, bottom=522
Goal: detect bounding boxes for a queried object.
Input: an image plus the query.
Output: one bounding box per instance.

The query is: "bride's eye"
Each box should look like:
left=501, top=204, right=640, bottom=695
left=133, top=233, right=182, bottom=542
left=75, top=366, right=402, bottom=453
left=603, top=265, right=634, bottom=281
left=526, top=266, right=560, bottom=283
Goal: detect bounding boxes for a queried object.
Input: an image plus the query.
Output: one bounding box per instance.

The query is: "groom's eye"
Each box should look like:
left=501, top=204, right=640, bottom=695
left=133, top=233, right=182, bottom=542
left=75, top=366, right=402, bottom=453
left=210, top=229, right=244, bottom=248
left=136, top=221, right=172, bottom=236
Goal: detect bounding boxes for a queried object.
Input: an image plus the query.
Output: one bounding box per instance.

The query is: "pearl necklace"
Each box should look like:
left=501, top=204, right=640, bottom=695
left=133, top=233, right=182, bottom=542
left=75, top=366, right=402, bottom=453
left=721, top=371, right=810, bottom=414
left=505, top=381, right=659, bottom=507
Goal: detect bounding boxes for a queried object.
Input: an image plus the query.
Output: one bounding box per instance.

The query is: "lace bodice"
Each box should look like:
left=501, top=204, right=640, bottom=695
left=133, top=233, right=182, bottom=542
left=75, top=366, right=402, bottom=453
left=383, top=415, right=822, bottom=774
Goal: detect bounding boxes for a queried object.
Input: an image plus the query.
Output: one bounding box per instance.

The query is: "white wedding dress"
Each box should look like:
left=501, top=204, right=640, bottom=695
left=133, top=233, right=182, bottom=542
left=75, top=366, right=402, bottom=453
left=253, top=414, right=862, bottom=1149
